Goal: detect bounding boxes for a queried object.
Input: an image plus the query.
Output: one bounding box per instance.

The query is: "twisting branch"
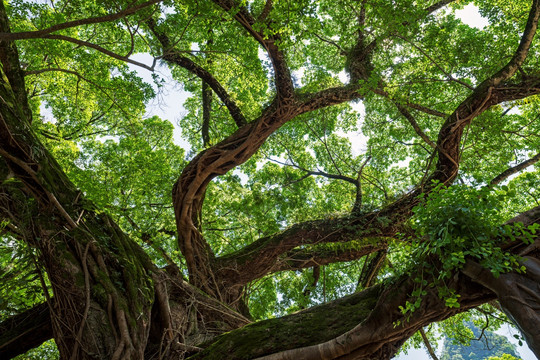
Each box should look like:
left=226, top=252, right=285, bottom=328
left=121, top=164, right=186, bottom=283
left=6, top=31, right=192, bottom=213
left=0, top=0, right=164, bottom=41
left=431, top=0, right=540, bottom=184
left=489, top=151, right=540, bottom=186
left=210, top=0, right=295, bottom=100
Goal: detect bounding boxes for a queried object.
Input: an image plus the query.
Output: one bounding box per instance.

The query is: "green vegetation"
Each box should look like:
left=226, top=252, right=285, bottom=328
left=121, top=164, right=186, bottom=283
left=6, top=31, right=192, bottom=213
left=441, top=322, right=519, bottom=360
left=1, top=0, right=540, bottom=359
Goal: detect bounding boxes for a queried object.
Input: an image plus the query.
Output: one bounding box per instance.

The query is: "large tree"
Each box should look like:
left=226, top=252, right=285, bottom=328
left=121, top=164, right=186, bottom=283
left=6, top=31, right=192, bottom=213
left=1, top=0, right=540, bottom=359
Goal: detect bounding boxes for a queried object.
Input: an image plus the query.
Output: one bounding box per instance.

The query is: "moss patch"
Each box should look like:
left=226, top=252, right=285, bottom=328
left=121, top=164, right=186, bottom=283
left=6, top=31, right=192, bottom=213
left=189, top=285, right=382, bottom=360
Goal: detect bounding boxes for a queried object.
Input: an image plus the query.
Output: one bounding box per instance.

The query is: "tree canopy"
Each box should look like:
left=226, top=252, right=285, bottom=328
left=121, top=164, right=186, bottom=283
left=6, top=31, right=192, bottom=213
left=1, top=0, right=540, bottom=359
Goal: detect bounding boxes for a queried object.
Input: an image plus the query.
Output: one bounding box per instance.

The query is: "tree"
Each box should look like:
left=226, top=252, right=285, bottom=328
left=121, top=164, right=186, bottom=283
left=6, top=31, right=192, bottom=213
left=1, top=0, right=540, bottom=359
left=440, top=321, right=519, bottom=360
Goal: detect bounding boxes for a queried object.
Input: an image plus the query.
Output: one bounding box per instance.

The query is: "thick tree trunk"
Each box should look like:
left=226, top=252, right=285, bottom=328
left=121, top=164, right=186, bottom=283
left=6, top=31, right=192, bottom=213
left=1, top=62, right=155, bottom=358
left=1, top=55, right=248, bottom=359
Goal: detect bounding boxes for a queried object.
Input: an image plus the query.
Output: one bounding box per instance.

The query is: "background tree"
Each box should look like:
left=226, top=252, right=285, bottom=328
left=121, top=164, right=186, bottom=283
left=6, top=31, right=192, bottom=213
left=1, top=0, right=540, bottom=359
left=440, top=321, right=519, bottom=360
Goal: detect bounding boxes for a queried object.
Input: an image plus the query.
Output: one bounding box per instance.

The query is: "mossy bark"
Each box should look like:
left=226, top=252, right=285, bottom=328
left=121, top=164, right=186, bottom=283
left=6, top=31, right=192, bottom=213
left=0, top=40, right=157, bottom=358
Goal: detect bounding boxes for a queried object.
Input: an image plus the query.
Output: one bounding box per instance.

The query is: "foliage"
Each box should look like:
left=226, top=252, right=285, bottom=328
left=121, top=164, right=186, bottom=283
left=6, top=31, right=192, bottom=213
left=440, top=321, right=519, bottom=360
left=13, top=340, right=59, bottom=360
left=398, top=183, right=537, bottom=318
left=1, top=0, right=540, bottom=358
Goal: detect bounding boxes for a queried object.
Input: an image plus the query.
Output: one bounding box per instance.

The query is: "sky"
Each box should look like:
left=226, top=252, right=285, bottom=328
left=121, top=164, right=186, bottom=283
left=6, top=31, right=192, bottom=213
left=127, top=3, right=536, bottom=360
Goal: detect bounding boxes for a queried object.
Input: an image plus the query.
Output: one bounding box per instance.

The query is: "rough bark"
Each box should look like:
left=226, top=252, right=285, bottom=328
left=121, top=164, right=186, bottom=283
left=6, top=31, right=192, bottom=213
left=189, top=274, right=494, bottom=360
left=1, top=50, right=248, bottom=359
left=3, top=0, right=540, bottom=358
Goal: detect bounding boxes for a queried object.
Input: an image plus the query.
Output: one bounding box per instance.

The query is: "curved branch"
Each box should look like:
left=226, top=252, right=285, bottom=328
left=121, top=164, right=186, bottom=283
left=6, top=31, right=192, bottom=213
left=489, top=151, right=540, bottom=186
left=432, top=0, right=540, bottom=184
left=0, top=0, right=164, bottom=41
left=40, top=34, right=155, bottom=71
left=147, top=19, right=247, bottom=127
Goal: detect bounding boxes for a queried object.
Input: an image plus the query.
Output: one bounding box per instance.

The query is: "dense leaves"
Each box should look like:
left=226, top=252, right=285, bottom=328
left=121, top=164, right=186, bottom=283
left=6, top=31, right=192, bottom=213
left=1, top=0, right=540, bottom=358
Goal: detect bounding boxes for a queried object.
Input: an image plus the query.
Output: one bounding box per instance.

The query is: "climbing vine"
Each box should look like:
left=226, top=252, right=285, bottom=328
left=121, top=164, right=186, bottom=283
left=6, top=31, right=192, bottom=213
left=399, top=182, right=538, bottom=318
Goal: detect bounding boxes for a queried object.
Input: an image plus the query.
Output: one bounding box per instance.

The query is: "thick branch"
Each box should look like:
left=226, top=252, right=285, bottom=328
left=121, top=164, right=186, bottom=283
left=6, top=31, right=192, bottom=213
left=276, top=242, right=385, bottom=273
left=489, top=0, right=540, bottom=85
left=462, top=257, right=540, bottom=358
left=432, top=0, right=540, bottom=183
left=192, top=271, right=493, bottom=360
left=0, top=1, right=32, bottom=123
left=215, top=212, right=399, bottom=287
left=210, top=0, right=294, bottom=100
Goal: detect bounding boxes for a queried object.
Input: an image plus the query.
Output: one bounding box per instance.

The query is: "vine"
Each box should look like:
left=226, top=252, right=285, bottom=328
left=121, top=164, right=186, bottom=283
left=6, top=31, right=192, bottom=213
left=398, top=182, right=538, bottom=320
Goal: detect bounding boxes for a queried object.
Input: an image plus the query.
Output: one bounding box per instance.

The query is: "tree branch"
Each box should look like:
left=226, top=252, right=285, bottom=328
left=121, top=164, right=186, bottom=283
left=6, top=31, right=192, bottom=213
left=210, top=0, right=295, bottom=100
left=394, top=102, right=437, bottom=149
left=275, top=242, right=385, bottom=273
left=431, top=0, right=540, bottom=184
left=202, top=80, right=212, bottom=146
left=215, top=211, right=400, bottom=287
left=147, top=19, right=247, bottom=127
left=268, top=157, right=358, bottom=186
left=0, top=0, right=164, bottom=41
left=489, top=151, right=540, bottom=186
left=372, top=87, right=448, bottom=118
left=419, top=328, right=440, bottom=360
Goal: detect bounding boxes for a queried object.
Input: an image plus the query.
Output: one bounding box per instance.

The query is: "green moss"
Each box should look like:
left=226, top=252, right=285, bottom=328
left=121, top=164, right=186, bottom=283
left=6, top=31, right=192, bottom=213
left=190, top=285, right=382, bottom=360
